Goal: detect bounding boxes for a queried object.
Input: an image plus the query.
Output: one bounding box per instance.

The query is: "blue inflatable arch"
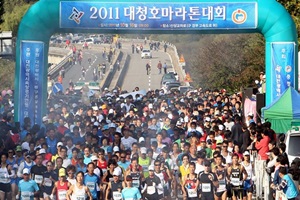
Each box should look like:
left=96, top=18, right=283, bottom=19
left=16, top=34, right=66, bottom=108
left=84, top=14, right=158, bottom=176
left=15, top=0, right=298, bottom=124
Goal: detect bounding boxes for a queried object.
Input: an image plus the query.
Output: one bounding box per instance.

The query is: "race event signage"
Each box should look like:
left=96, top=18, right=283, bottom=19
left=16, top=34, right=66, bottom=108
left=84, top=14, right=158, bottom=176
left=271, top=42, right=295, bottom=101
left=60, top=1, right=257, bottom=30
left=19, top=41, right=44, bottom=126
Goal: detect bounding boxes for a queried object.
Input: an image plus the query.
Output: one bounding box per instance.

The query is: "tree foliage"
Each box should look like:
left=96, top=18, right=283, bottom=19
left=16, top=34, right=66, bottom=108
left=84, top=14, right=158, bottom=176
left=180, top=34, right=265, bottom=92
left=277, top=0, right=300, bottom=43
left=0, top=59, right=15, bottom=90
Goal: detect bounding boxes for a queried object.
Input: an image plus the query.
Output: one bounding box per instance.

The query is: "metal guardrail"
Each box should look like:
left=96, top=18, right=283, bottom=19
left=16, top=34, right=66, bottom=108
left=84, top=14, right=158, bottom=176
left=48, top=51, right=73, bottom=78
left=164, top=41, right=190, bottom=87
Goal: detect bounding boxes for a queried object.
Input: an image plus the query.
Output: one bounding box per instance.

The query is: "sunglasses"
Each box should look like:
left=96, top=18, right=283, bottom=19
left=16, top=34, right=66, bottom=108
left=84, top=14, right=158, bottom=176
left=120, top=157, right=126, bottom=159
left=155, top=164, right=160, bottom=166
left=8, top=151, right=13, bottom=153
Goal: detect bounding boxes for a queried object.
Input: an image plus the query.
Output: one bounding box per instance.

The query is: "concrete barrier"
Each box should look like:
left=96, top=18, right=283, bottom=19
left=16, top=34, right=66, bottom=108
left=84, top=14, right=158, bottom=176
left=99, top=50, right=122, bottom=90
left=114, top=53, right=130, bottom=89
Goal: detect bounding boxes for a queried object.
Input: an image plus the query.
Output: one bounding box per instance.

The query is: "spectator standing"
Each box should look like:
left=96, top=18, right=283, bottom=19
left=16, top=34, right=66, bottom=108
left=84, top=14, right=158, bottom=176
left=157, top=61, right=162, bottom=74
left=163, top=62, right=167, bottom=74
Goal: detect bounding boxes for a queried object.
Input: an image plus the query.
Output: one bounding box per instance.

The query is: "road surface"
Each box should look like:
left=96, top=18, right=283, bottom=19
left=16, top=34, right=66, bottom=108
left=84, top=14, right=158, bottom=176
left=58, top=40, right=174, bottom=92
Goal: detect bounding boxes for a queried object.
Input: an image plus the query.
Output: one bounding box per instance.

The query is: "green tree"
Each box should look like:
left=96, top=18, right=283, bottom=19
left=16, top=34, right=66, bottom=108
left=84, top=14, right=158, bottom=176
left=277, top=0, right=300, bottom=43
left=0, top=4, right=31, bottom=35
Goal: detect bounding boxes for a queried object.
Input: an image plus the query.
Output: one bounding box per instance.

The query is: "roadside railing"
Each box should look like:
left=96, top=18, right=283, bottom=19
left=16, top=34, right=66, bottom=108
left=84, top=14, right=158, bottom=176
left=48, top=51, right=73, bottom=78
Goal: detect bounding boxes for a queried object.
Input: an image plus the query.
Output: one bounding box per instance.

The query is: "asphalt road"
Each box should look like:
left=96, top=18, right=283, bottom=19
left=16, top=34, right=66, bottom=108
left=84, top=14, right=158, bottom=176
left=117, top=41, right=173, bottom=91
left=59, top=40, right=173, bottom=92
left=60, top=47, right=106, bottom=90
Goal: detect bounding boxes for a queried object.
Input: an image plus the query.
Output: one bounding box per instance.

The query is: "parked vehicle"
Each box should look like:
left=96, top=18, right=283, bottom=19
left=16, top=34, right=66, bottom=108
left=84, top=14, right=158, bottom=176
left=84, top=38, right=94, bottom=44
left=141, top=49, right=152, bottom=59
left=161, top=73, right=178, bottom=87
left=285, top=126, right=300, bottom=165
left=168, top=71, right=179, bottom=81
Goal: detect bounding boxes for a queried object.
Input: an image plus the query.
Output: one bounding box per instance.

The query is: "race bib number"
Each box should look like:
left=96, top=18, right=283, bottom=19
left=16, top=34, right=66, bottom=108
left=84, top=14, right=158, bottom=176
left=132, top=179, right=140, bottom=188
left=112, top=191, right=122, bottom=200
left=75, top=195, right=85, bottom=200
left=218, top=179, right=226, bottom=190
left=147, top=186, right=156, bottom=195
left=58, top=190, right=67, bottom=200
left=44, top=178, right=52, bottom=187
left=0, top=172, right=7, bottom=182
left=231, top=178, right=240, bottom=186
left=34, top=174, right=43, bottom=184
left=202, top=183, right=211, bottom=192
left=142, top=165, right=149, bottom=172
left=187, top=189, right=197, bottom=197
left=86, top=182, right=94, bottom=191
left=21, top=192, right=32, bottom=200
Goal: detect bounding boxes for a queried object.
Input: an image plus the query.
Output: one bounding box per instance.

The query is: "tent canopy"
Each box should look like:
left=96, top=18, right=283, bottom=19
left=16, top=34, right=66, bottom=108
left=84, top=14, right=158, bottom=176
left=262, top=87, right=300, bottom=133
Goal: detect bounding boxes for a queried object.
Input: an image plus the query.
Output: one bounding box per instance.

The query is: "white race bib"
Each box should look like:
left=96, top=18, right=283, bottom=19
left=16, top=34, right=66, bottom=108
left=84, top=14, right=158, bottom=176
left=112, top=191, right=122, bottom=200
left=132, top=179, right=140, bottom=188
left=187, top=189, right=197, bottom=197
left=218, top=179, right=226, bottom=191
left=231, top=178, right=240, bottom=186
left=75, top=195, right=85, bottom=200
left=202, top=183, right=211, bottom=192
left=86, top=182, right=94, bottom=191
left=58, top=190, right=67, bottom=200
left=142, top=165, right=149, bottom=172
left=21, top=191, right=32, bottom=200
left=147, top=186, right=156, bottom=195
left=44, top=178, right=52, bottom=187
left=0, top=172, right=7, bottom=183
left=34, top=174, right=43, bottom=184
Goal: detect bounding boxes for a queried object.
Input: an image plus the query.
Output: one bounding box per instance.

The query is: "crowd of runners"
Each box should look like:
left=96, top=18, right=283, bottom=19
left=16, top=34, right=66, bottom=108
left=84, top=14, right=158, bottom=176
left=0, top=84, right=299, bottom=200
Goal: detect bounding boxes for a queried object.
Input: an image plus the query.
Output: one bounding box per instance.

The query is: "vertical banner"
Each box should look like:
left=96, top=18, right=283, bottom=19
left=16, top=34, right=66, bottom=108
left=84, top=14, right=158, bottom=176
left=19, top=41, right=44, bottom=126
left=271, top=42, right=295, bottom=101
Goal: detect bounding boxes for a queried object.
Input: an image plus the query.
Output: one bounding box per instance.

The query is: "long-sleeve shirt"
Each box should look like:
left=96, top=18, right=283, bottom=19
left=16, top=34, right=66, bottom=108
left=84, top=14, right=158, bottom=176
left=255, top=136, right=270, bottom=160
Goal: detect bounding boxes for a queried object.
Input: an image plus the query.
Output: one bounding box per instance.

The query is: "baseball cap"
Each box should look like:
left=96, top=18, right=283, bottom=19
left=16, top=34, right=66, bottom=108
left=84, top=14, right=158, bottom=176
left=218, top=124, right=224, bottom=131
left=248, top=112, right=254, bottom=117
left=140, top=147, right=147, bottom=154
left=243, top=151, right=250, bottom=156
left=42, top=116, right=48, bottom=122
left=200, top=138, right=206, bottom=143
left=16, top=145, right=22, bottom=152
left=113, top=146, right=120, bottom=152
left=113, top=169, right=121, bottom=176
left=57, top=142, right=63, bottom=147
left=91, top=155, right=98, bottom=161
left=102, top=124, right=109, bottom=131
left=138, top=137, right=145, bottom=143
left=148, top=165, right=154, bottom=171
left=23, top=168, right=30, bottom=175
left=39, top=148, right=46, bottom=154
left=205, top=117, right=211, bottom=122
left=59, top=168, right=66, bottom=177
